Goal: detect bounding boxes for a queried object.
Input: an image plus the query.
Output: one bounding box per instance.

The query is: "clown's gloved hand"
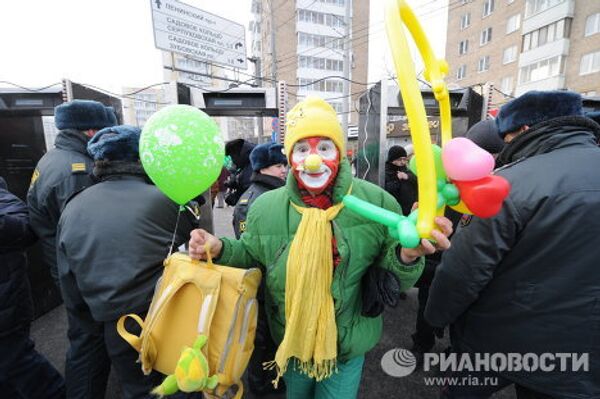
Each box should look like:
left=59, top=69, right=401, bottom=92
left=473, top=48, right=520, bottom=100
left=361, top=266, right=402, bottom=318
left=152, top=335, right=218, bottom=397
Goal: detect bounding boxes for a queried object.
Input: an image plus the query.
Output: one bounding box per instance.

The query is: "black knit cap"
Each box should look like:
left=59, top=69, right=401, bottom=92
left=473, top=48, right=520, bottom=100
left=387, top=145, right=407, bottom=162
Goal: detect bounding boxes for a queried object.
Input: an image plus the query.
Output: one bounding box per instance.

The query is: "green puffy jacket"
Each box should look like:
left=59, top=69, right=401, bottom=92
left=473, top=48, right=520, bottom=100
left=218, top=160, right=424, bottom=361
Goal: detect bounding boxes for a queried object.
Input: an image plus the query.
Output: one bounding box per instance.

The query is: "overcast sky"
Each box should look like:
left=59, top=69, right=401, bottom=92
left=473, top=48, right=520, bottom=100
left=0, top=0, right=448, bottom=93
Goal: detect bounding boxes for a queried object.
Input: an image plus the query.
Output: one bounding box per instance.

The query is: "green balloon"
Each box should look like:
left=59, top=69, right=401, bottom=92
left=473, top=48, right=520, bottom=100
left=343, top=195, right=421, bottom=248
left=408, top=144, right=447, bottom=181
left=140, top=105, right=224, bottom=205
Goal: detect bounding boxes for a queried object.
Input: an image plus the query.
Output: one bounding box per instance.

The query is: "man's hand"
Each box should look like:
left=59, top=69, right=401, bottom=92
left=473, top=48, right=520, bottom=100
left=397, top=171, right=409, bottom=180
left=400, top=216, right=453, bottom=264
left=188, top=229, right=223, bottom=260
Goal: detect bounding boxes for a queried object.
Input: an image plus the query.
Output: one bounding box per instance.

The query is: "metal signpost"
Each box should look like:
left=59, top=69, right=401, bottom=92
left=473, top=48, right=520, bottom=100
left=150, top=0, right=247, bottom=69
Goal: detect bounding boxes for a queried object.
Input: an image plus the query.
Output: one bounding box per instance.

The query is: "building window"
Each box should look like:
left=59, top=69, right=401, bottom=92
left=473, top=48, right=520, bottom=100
left=457, top=65, right=467, bottom=80
left=580, top=51, right=600, bottom=75
left=507, top=0, right=515, bottom=3
left=522, top=18, right=571, bottom=52
left=503, top=45, right=518, bottom=64
left=478, top=56, right=490, bottom=72
left=459, top=40, right=469, bottom=55
left=298, top=32, right=344, bottom=50
left=519, top=55, right=565, bottom=84
left=298, top=9, right=344, bottom=28
left=585, top=13, right=600, bottom=37
left=328, top=102, right=343, bottom=112
left=525, top=0, right=566, bottom=18
left=500, top=76, right=514, bottom=96
left=460, top=0, right=473, bottom=4
left=460, top=13, right=471, bottom=30
left=480, top=27, right=493, bottom=45
left=297, top=78, right=344, bottom=93
left=506, top=14, right=521, bottom=34
left=317, top=0, right=345, bottom=6
left=298, top=55, right=344, bottom=72
left=483, top=0, right=495, bottom=17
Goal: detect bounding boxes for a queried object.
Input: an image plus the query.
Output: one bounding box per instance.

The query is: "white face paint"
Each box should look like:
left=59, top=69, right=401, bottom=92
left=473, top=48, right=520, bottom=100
left=291, top=138, right=339, bottom=191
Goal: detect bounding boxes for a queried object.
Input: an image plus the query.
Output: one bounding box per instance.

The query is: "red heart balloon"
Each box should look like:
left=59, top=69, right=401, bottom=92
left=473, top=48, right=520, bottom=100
left=454, top=176, right=511, bottom=218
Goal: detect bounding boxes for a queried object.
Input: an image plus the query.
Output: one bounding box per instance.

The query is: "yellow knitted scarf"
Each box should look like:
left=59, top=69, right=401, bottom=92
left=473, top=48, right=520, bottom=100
left=266, top=200, right=345, bottom=385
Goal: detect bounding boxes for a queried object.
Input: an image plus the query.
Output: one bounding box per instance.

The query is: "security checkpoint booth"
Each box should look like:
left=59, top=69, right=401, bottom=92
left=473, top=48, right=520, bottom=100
left=356, top=80, right=483, bottom=186
left=0, top=81, right=122, bottom=316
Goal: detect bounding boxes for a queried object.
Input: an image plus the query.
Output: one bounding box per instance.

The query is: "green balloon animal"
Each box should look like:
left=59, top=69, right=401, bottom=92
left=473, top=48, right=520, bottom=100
left=152, top=335, right=219, bottom=397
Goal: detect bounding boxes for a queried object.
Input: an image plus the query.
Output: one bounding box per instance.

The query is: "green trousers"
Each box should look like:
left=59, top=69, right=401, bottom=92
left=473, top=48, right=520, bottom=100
left=283, top=356, right=365, bottom=399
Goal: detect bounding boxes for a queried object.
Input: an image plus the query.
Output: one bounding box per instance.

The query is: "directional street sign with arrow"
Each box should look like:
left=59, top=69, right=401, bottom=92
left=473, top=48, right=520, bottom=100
left=150, top=0, right=247, bottom=69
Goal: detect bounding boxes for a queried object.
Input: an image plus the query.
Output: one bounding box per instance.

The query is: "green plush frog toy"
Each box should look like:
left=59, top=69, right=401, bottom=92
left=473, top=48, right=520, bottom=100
left=152, top=334, right=219, bottom=397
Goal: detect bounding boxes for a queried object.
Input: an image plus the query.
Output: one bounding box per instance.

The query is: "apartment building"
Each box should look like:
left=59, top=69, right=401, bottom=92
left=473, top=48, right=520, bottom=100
left=250, top=0, right=370, bottom=125
left=122, top=87, right=169, bottom=128
left=446, top=0, right=600, bottom=107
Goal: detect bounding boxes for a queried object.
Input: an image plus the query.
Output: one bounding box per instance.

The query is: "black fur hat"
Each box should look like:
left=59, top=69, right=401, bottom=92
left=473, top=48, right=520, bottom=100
left=54, top=100, right=117, bottom=131
left=250, top=142, right=287, bottom=171
left=496, top=90, right=583, bottom=137
left=87, top=125, right=141, bottom=161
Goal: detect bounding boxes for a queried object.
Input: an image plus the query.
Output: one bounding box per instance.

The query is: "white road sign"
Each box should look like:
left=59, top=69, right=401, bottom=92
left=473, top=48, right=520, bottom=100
left=150, top=0, right=247, bottom=69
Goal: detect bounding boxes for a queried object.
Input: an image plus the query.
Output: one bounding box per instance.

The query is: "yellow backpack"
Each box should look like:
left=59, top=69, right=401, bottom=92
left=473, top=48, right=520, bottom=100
left=117, top=251, right=261, bottom=398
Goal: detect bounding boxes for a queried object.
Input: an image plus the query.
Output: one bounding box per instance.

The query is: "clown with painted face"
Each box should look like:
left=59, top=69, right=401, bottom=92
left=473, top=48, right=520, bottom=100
left=189, top=97, right=453, bottom=399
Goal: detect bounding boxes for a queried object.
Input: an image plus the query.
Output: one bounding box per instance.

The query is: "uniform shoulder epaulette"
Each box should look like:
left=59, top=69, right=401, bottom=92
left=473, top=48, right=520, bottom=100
left=71, top=163, right=87, bottom=174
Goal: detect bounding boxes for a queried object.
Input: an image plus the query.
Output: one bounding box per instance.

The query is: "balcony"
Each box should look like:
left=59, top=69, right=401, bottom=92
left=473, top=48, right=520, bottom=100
left=519, top=38, right=570, bottom=66
left=523, top=0, right=574, bottom=33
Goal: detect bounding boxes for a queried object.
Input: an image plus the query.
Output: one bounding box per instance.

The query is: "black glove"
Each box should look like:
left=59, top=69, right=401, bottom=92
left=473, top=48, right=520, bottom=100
left=225, top=190, right=241, bottom=206
left=361, top=266, right=402, bottom=318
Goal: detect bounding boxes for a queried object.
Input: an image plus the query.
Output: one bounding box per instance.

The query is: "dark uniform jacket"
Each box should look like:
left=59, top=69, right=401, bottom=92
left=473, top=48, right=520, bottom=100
left=384, top=162, right=418, bottom=216
left=425, top=117, right=600, bottom=398
left=232, top=172, right=285, bottom=239
left=56, top=163, right=195, bottom=322
left=0, top=178, right=36, bottom=337
left=27, top=129, right=95, bottom=282
left=225, top=140, right=256, bottom=206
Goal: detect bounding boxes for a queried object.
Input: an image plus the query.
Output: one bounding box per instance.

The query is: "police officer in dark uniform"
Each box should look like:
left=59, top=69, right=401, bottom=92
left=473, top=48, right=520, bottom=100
left=56, top=126, right=196, bottom=399
left=0, top=177, right=65, bottom=398
left=426, top=91, right=600, bottom=398
left=231, top=142, right=287, bottom=397
left=232, top=142, right=287, bottom=239
left=27, top=100, right=117, bottom=285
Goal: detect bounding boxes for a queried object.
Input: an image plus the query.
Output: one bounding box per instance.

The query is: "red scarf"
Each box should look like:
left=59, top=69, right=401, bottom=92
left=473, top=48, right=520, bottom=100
left=301, top=188, right=341, bottom=269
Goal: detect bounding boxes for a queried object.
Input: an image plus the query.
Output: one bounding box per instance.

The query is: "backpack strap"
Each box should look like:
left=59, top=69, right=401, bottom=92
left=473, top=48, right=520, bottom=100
left=116, top=313, right=145, bottom=352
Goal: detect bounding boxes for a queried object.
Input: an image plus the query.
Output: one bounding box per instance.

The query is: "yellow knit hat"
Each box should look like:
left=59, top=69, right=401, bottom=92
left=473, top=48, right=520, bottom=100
left=284, top=97, right=345, bottom=160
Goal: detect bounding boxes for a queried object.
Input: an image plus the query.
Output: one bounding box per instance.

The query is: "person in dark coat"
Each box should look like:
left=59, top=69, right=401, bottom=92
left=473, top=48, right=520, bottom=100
left=384, top=145, right=417, bottom=216
left=56, top=126, right=196, bottom=399
left=231, top=142, right=287, bottom=397
left=224, top=138, right=256, bottom=206
left=27, top=100, right=117, bottom=285
left=425, top=91, right=600, bottom=398
left=233, top=142, right=287, bottom=239
left=0, top=177, right=65, bottom=398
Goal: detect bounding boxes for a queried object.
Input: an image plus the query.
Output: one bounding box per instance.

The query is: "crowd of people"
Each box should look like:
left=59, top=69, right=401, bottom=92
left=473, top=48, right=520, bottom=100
left=1, top=90, right=599, bottom=399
